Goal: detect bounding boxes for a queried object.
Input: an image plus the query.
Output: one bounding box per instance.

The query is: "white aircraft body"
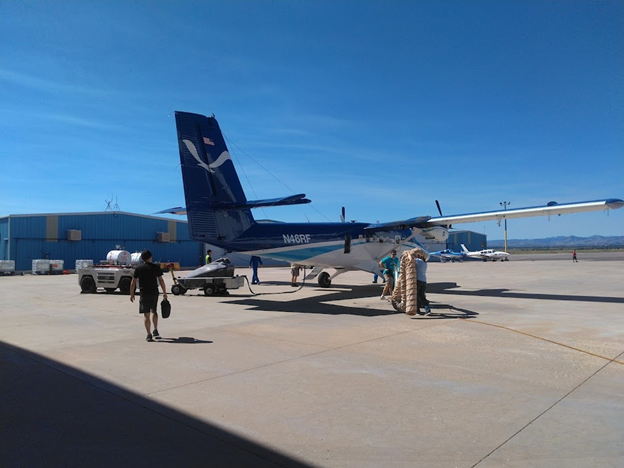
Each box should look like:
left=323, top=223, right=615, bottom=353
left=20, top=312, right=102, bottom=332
left=429, top=249, right=466, bottom=263
left=461, top=244, right=511, bottom=262
left=162, top=111, right=624, bottom=287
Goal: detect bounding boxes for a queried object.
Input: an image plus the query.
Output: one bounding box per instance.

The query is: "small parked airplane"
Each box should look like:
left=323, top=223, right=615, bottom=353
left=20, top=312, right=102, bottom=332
left=162, top=111, right=623, bottom=287
left=429, top=248, right=467, bottom=263
left=461, top=244, right=511, bottom=262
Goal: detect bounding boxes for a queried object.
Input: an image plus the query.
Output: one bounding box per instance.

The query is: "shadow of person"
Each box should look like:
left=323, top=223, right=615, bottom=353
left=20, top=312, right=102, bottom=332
left=157, top=337, right=213, bottom=344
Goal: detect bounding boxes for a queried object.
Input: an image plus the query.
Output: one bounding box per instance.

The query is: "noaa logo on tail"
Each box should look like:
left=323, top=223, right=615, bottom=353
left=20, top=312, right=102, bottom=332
left=183, top=139, right=231, bottom=173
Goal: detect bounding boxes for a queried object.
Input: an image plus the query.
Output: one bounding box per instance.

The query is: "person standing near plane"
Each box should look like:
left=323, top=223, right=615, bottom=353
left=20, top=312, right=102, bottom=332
left=572, top=250, right=578, bottom=262
left=415, top=257, right=431, bottom=315
left=205, top=249, right=213, bottom=265
left=291, top=263, right=301, bottom=287
left=249, top=255, right=263, bottom=284
left=130, top=250, right=168, bottom=342
left=379, top=250, right=399, bottom=299
left=372, top=273, right=385, bottom=284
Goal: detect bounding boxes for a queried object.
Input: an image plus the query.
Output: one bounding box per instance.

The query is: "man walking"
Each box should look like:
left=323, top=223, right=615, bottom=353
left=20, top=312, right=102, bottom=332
left=130, top=250, right=168, bottom=342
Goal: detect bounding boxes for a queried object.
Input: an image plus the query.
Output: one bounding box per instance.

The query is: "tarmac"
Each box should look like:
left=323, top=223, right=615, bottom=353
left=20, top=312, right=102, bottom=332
left=1, top=253, right=623, bottom=467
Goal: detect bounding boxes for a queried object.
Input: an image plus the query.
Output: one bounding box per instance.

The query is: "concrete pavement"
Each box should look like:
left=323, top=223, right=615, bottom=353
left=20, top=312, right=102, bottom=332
left=1, top=254, right=623, bottom=467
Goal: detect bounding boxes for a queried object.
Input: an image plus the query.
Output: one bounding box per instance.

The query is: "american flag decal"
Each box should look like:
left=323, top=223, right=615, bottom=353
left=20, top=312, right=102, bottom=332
left=203, top=137, right=215, bottom=146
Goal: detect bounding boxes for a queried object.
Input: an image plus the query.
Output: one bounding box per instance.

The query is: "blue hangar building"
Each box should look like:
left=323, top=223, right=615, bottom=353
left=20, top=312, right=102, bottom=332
left=0, top=211, right=204, bottom=272
left=0, top=211, right=488, bottom=272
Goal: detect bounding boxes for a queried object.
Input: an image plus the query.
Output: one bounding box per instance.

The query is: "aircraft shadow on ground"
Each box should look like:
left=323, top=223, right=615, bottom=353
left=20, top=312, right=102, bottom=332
left=428, top=282, right=624, bottom=304
left=411, top=304, right=479, bottom=320
left=0, top=341, right=312, bottom=468
left=226, top=282, right=479, bottom=319
left=228, top=284, right=398, bottom=317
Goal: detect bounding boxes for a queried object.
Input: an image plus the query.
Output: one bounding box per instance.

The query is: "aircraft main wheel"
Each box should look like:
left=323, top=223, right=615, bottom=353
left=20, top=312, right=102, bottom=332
left=204, top=284, right=216, bottom=296
left=318, top=272, right=331, bottom=288
left=80, top=276, right=96, bottom=293
left=171, top=284, right=186, bottom=295
left=118, top=277, right=132, bottom=295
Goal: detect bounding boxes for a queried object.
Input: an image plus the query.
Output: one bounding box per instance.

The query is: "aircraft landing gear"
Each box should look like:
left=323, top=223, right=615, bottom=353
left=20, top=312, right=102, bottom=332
left=318, top=271, right=332, bottom=288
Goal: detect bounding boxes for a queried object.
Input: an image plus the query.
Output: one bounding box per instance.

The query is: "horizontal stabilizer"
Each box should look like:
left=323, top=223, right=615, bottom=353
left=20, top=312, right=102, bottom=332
left=235, top=193, right=311, bottom=209
left=156, top=194, right=311, bottom=216
left=155, top=206, right=187, bottom=215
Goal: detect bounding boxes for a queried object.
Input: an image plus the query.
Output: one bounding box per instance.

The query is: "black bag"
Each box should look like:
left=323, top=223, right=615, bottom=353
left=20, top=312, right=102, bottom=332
left=161, top=298, right=171, bottom=319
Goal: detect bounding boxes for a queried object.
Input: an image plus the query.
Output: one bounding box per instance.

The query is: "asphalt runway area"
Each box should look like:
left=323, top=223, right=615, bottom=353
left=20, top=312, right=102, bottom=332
left=1, top=253, right=623, bottom=467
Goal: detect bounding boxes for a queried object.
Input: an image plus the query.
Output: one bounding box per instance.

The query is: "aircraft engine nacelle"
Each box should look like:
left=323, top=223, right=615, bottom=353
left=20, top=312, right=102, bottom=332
left=420, top=226, right=449, bottom=242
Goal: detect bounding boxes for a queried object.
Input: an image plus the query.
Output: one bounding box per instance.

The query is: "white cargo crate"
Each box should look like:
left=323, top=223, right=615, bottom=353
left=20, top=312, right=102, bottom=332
left=75, top=259, right=94, bottom=271
left=50, top=260, right=65, bottom=274
left=0, top=260, right=15, bottom=275
left=32, top=259, right=51, bottom=275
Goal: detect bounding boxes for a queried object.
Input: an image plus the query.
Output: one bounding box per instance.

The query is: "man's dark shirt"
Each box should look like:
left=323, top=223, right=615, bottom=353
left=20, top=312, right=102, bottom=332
left=133, top=262, right=163, bottom=294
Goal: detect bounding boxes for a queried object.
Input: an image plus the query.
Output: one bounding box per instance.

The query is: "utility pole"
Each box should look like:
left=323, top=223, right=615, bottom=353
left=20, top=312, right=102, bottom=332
left=500, top=201, right=510, bottom=252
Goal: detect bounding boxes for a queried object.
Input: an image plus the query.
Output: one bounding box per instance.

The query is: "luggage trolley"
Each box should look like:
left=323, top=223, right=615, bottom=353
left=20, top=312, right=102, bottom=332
left=169, top=258, right=244, bottom=296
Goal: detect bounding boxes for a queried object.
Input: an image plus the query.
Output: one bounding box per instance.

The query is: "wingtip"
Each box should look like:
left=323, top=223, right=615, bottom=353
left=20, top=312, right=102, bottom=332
left=606, top=199, right=624, bottom=210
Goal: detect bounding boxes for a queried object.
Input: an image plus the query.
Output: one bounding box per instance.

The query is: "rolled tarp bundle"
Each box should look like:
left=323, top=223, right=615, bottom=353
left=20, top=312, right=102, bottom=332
left=392, top=248, right=427, bottom=315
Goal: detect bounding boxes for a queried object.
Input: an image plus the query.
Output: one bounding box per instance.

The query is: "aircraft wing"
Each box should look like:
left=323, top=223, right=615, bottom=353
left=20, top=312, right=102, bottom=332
left=425, top=199, right=624, bottom=226
left=364, top=216, right=432, bottom=231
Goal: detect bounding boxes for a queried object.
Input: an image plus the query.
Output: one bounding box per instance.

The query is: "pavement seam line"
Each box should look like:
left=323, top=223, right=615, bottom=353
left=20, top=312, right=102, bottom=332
left=147, top=326, right=424, bottom=395
left=471, top=349, right=624, bottom=467
left=461, top=318, right=624, bottom=365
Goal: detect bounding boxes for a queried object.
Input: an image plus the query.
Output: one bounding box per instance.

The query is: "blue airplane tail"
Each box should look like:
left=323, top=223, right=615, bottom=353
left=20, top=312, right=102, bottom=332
left=175, top=111, right=311, bottom=243
left=175, top=111, right=255, bottom=242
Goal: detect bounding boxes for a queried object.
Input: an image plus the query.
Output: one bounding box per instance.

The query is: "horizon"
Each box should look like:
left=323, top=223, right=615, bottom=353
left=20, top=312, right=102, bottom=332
left=1, top=1, right=623, bottom=238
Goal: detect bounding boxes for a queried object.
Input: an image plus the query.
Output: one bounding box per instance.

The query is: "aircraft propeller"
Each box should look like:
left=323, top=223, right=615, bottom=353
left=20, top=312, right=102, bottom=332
left=340, top=206, right=346, bottom=223
left=436, top=199, right=452, bottom=228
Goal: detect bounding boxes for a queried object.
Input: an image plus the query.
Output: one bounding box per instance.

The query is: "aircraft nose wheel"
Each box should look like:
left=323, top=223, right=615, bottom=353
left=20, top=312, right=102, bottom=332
left=318, top=272, right=332, bottom=288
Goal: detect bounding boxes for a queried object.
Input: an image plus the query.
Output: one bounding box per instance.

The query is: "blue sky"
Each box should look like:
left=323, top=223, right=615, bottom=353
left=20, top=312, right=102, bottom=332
left=1, top=0, right=622, bottom=239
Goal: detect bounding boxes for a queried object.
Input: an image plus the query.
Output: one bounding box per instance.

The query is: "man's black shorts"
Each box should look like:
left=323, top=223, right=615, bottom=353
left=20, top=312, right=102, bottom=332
left=139, top=293, right=159, bottom=314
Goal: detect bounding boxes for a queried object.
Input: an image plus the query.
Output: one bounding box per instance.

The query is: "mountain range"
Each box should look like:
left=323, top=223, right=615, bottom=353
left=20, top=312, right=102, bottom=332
left=488, top=235, right=624, bottom=249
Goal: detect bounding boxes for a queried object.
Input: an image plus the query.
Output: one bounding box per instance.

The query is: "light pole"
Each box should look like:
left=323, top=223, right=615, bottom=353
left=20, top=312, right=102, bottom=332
left=500, top=201, right=510, bottom=252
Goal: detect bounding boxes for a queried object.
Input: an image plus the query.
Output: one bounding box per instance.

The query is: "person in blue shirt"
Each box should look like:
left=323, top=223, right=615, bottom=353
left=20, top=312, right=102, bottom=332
left=415, top=257, right=431, bottom=315
left=378, top=250, right=399, bottom=299
left=249, top=255, right=263, bottom=284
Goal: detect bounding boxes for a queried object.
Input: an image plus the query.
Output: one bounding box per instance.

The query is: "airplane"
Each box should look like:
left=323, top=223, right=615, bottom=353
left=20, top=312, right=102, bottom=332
left=428, top=248, right=467, bottom=263
left=161, top=111, right=624, bottom=288
left=461, top=244, right=511, bottom=262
